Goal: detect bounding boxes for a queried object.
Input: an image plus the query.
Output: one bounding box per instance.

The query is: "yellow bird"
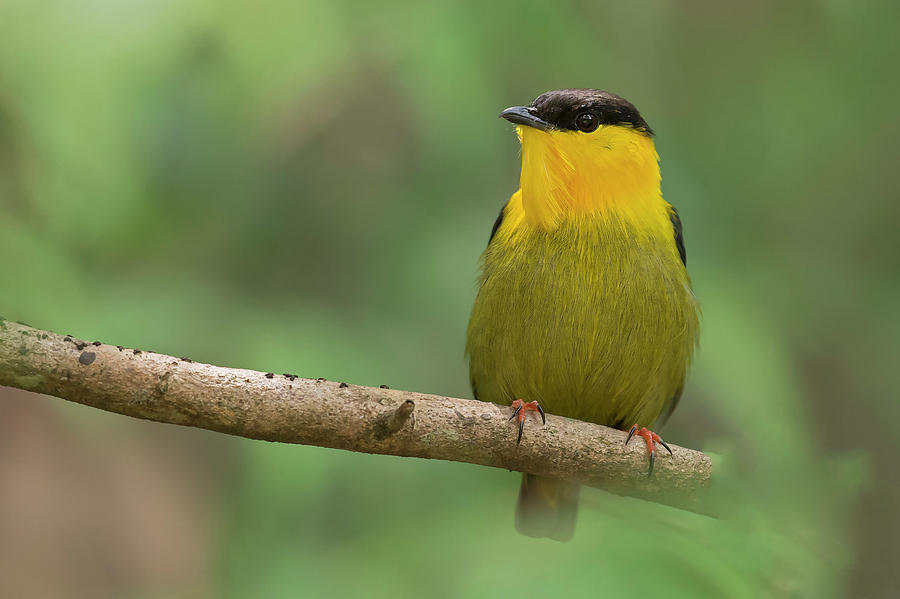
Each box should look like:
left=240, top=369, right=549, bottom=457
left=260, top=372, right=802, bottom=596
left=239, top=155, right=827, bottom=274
left=466, top=89, right=700, bottom=541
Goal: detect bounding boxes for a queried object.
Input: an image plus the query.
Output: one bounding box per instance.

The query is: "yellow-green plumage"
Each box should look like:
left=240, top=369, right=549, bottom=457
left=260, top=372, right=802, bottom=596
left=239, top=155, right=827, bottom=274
left=466, top=89, right=699, bottom=541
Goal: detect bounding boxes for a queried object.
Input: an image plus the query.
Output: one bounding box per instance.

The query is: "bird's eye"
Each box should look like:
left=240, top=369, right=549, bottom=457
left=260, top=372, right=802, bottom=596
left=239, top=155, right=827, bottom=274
left=574, top=112, right=598, bottom=132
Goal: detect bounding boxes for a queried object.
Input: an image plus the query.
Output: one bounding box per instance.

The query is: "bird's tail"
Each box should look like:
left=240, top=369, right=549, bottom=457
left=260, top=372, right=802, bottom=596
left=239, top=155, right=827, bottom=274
left=515, top=474, right=580, bottom=542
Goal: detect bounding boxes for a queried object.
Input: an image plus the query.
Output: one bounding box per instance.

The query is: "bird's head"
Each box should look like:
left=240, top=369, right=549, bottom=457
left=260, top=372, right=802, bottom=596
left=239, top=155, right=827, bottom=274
left=501, top=89, right=660, bottom=227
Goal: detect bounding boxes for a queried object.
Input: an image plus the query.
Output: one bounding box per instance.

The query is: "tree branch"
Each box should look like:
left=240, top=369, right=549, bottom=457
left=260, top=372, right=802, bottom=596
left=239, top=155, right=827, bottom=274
left=0, top=318, right=712, bottom=514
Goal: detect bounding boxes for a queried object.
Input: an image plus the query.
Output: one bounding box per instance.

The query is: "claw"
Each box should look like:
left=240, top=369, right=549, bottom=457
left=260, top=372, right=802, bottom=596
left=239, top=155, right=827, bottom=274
left=658, top=438, right=672, bottom=455
left=509, top=399, right=546, bottom=445
left=625, top=424, right=637, bottom=446
left=625, top=425, right=673, bottom=477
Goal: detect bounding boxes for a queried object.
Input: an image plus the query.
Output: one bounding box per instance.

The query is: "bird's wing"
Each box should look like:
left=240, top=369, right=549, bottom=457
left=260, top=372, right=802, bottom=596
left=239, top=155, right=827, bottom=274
left=488, top=202, right=506, bottom=245
left=669, top=206, right=687, bottom=266
left=657, top=206, right=689, bottom=425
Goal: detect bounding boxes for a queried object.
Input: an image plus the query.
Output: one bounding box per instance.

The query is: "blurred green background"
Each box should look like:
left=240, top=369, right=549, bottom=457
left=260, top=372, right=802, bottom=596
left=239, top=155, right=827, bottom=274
left=1, top=0, right=897, bottom=597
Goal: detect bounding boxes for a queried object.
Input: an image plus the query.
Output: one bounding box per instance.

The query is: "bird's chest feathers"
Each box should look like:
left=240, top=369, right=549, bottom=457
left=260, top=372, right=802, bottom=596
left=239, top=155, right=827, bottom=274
left=473, top=215, right=695, bottom=425
left=483, top=214, right=685, bottom=317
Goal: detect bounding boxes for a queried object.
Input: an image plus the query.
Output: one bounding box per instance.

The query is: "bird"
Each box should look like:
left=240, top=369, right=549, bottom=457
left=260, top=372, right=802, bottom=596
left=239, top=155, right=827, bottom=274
left=466, top=89, right=700, bottom=542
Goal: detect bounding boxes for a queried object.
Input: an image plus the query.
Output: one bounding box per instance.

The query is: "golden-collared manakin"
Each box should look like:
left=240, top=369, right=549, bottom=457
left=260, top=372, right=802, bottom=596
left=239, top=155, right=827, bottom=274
left=466, top=89, right=700, bottom=542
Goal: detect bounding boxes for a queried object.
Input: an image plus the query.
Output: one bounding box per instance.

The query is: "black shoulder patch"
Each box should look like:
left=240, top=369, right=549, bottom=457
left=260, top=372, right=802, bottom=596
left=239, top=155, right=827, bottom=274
left=670, top=207, right=686, bottom=266
left=488, top=203, right=505, bottom=245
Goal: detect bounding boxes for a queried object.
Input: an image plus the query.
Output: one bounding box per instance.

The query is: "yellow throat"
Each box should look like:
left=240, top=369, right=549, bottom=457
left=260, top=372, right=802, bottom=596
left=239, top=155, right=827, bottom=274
left=508, top=123, right=669, bottom=237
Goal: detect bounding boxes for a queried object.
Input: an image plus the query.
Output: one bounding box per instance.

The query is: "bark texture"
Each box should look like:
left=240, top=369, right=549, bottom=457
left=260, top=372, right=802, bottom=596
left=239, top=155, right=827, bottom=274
left=0, top=318, right=713, bottom=514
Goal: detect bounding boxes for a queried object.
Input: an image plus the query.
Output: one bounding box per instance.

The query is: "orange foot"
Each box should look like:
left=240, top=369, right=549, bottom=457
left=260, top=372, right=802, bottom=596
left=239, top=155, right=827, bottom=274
left=509, top=399, right=546, bottom=445
left=625, top=425, right=673, bottom=477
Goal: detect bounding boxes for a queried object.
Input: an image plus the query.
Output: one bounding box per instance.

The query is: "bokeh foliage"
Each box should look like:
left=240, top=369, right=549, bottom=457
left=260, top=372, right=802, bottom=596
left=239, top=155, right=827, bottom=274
left=1, top=1, right=897, bottom=597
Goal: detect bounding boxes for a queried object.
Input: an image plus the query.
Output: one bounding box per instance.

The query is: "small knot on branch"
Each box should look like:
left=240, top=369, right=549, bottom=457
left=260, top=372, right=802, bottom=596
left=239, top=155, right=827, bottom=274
left=372, top=399, right=415, bottom=440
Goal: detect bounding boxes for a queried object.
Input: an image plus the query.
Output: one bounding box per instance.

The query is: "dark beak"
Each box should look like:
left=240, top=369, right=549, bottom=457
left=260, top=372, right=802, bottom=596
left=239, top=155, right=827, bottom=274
left=499, top=106, right=554, bottom=132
